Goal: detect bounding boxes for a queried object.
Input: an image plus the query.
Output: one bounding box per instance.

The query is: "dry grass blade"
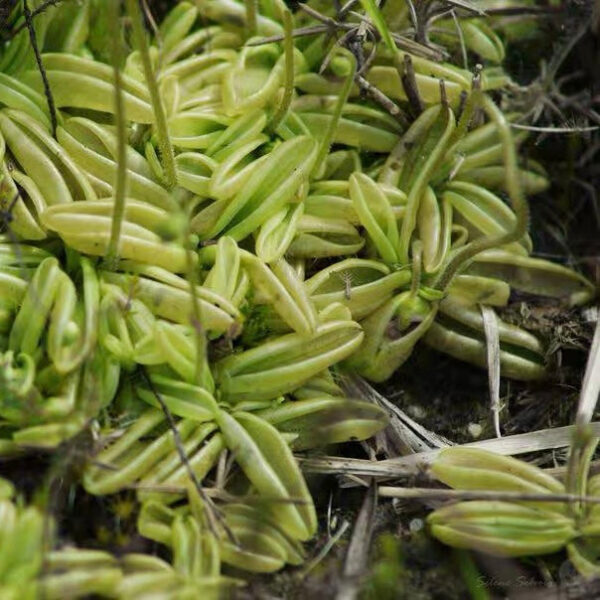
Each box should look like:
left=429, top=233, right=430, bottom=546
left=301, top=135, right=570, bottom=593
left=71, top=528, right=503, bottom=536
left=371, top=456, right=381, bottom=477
left=299, top=455, right=411, bottom=478
left=391, top=32, right=446, bottom=60
left=575, top=313, right=600, bottom=426
left=381, top=421, right=600, bottom=463
left=342, top=374, right=452, bottom=456
left=301, top=422, right=600, bottom=481
left=564, top=310, right=600, bottom=509
left=438, top=0, right=486, bottom=16
left=138, top=367, right=224, bottom=537
left=480, top=305, right=501, bottom=438
left=335, top=480, right=377, bottom=600
left=510, top=123, right=599, bottom=134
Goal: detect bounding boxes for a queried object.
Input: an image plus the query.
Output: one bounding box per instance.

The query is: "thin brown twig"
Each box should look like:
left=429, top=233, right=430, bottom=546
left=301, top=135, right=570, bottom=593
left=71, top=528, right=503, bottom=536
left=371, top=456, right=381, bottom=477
left=128, top=482, right=314, bottom=508
left=473, top=5, right=563, bottom=16
left=247, top=21, right=443, bottom=61
left=141, top=0, right=162, bottom=48
left=338, top=0, right=360, bottom=19
left=246, top=24, right=331, bottom=46
left=357, top=30, right=378, bottom=76
left=298, top=2, right=335, bottom=25
left=7, top=0, right=70, bottom=38
left=355, top=74, right=409, bottom=127
left=138, top=366, right=224, bottom=538
left=22, top=0, right=57, bottom=136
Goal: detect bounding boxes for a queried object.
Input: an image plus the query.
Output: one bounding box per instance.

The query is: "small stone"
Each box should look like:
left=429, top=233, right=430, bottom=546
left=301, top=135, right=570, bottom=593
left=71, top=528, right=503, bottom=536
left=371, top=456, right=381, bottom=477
left=409, top=518, right=423, bottom=533
left=468, top=423, right=483, bottom=439
left=407, top=405, right=426, bottom=419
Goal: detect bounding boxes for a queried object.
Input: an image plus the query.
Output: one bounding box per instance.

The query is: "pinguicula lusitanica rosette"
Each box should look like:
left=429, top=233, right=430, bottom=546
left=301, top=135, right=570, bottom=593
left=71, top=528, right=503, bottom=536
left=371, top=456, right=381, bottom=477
left=0, top=0, right=595, bottom=594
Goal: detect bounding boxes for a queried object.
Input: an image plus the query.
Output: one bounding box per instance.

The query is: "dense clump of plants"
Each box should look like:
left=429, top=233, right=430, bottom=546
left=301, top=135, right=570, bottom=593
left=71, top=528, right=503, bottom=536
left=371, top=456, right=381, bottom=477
left=0, top=0, right=596, bottom=597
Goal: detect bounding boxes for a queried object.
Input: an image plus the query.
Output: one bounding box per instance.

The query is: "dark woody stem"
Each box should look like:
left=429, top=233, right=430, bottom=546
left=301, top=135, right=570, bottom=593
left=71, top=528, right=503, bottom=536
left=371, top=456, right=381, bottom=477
left=449, top=64, right=483, bottom=146
left=397, top=53, right=424, bottom=116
